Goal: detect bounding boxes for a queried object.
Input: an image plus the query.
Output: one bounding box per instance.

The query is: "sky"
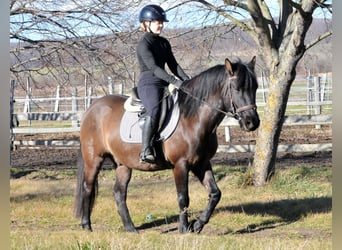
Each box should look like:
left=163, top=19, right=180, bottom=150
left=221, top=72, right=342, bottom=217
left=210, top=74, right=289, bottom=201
left=10, top=0, right=332, bottom=41
left=155, top=0, right=332, bottom=28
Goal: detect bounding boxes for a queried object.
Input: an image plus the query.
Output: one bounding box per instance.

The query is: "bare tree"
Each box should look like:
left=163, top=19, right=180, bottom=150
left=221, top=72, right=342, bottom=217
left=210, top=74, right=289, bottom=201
left=186, top=0, right=332, bottom=185
left=10, top=0, right=237, bottom=91
left=10, top=0, right=141, bottom=91
left=10, top=0, right=251, bottom=92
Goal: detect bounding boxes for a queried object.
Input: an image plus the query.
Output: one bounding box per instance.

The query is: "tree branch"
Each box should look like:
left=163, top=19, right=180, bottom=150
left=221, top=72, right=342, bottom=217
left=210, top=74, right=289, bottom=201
left=305, top=30, right=332, bottom=50
left=195, top=0, right=254, bottom=32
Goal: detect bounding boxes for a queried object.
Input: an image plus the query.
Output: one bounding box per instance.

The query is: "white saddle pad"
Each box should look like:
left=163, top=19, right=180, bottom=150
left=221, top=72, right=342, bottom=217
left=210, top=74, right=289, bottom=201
left=120, top=98, right=180, bottom=143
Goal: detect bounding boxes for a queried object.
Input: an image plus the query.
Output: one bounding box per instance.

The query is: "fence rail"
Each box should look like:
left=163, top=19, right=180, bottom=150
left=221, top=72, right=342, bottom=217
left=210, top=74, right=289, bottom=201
left=11, top=75, right=332, bottom=115
left=10, top=75, right=332, bottom=153
left=12, top=114, right=332, bottom=135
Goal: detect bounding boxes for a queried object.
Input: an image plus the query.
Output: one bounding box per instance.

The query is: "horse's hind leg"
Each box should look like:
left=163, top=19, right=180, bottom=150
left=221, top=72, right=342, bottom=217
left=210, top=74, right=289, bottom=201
left=113, top=165, right=137, bottom=233
left=79, top=154, right=103, bottom=231
left=190, top=161, right=221, bottom=233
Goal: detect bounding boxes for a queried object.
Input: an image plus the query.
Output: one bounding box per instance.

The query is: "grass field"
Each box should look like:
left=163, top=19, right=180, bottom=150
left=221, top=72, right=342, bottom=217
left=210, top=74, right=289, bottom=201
left=10, top=164, right=332, bottom=250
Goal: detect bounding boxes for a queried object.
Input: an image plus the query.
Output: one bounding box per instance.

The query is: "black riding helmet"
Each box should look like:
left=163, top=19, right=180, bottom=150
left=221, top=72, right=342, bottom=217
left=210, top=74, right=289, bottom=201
left=139, top=4, right=169, bottom=22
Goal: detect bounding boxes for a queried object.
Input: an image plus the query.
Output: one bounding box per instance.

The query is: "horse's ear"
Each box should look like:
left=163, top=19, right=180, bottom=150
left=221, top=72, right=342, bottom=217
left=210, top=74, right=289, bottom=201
left=225, top=58, right=234, bottom=76
left=249, top=56, right=256, bottom=69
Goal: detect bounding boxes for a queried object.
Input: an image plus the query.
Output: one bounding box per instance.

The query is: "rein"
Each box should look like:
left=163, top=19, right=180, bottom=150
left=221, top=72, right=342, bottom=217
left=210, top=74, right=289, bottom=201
left=179, top=87, right=234, bottom=117
left=179, top=76, right=256, bottom=120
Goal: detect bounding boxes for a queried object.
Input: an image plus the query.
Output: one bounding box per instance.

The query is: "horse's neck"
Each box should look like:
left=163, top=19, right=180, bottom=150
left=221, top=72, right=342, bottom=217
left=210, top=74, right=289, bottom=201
left=196, top=106, right=225, bottom=136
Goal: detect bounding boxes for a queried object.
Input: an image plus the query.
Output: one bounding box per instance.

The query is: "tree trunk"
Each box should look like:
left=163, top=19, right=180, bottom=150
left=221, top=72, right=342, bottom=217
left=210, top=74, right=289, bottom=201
left=252, top=22, right=304, bottom=186
left=253, top=71, right=293, bottom=186
left=252, top=1, right=316, bottom=186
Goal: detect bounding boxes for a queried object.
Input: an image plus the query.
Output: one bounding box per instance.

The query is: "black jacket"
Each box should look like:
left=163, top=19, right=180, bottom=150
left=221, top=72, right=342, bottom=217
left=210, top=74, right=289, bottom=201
left=136, top=32, right=189, bottom=85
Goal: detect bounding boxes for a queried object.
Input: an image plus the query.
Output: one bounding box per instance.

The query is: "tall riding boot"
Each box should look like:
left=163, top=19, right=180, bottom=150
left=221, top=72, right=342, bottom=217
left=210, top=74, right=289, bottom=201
left=140, top=116, right=158, bottom=163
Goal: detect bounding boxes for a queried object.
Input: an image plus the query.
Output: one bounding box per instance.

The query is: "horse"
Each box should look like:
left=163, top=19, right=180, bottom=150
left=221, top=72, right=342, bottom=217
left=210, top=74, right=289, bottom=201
left=75, top=56, right=260, bottom=233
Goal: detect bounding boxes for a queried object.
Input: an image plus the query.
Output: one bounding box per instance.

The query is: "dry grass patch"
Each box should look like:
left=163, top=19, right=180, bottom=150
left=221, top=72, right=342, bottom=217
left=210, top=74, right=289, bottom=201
left=10, top=165, right=331, bottom=249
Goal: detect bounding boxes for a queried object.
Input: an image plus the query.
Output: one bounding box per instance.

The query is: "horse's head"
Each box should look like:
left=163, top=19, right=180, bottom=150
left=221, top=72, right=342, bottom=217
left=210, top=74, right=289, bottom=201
left=225, top=56, right=260, bottom=131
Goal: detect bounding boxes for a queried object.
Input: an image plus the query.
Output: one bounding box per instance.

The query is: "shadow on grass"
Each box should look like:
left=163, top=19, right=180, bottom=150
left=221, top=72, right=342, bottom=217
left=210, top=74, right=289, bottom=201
left=136, top=196, right=331, bottom=234
left=219, top=196, right=332, bottom=235
left=10, top=169, right=37, bottom=179
left=136, top=215, right=179, bottom=233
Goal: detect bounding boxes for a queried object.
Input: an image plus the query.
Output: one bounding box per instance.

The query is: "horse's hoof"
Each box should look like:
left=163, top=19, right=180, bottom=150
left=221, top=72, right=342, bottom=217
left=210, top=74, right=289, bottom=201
left=188, top=220, right=204, bottom=234
left=178, top=225, right=189, bottom=234
left=125, top=226, right=139, bottom=233
left=81, top=223, right=93, bottom=232
left=193, top=220, right=204, bottom=233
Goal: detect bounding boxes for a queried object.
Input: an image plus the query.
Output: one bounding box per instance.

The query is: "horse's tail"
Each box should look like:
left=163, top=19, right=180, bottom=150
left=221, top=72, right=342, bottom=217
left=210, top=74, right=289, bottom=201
left=74, top=147, right=98, bottom=218
left=74, top=148, right=84, bottom=218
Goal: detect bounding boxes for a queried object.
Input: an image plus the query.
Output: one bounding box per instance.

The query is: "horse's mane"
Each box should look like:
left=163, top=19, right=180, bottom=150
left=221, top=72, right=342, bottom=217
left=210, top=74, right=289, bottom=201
left=178, top=64, right=227, bottom=118
left=178, top=60, right=256, bottom=118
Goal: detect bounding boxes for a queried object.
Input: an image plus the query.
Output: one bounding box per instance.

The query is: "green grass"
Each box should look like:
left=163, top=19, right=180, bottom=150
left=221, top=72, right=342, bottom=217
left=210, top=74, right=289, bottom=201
left=10, top=165, right=332, bottom=249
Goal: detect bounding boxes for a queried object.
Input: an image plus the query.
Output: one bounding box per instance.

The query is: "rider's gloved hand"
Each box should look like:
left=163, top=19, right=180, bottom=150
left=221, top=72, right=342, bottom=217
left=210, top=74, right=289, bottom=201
left=183, top=75, right=190, bottom=81
left=171, top=79, right=183, bottom=89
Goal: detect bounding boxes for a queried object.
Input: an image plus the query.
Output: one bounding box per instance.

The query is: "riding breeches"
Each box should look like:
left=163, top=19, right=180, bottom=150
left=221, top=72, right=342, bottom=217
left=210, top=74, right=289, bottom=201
left=137, top=71, right=167, bottom=120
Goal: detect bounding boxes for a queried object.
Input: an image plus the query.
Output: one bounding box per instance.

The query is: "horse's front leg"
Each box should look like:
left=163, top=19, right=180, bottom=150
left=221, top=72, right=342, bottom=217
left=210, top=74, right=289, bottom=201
left=173, top=164, right=190, bottom=233
left=113, top=165, right=137, bottom=233
left=191, top=161, right=221, bottom=233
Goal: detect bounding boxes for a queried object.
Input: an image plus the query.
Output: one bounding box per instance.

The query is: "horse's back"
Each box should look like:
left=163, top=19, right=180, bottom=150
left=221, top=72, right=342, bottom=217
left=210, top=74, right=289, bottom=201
left=81, top=94, right=126, bottom=125
left=80, top=95, right=127, bottom=153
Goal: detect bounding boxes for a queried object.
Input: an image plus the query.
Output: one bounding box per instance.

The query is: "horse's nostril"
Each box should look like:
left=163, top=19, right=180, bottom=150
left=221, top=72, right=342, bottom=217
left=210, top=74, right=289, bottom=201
left=251, top=118, right=260, bottom=130
left=243, top=116, right=260, bottom=131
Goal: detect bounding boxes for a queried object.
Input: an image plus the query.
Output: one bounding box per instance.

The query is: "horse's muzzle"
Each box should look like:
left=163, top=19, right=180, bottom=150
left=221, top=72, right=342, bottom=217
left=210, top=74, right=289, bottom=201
left=239, top=110, right=260, bottom=131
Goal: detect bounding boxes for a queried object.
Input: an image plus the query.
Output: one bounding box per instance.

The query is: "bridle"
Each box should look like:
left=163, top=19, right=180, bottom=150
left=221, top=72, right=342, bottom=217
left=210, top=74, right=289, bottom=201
left=179, top=75, right=256, bottom=120
left=226, top=76, right=257, bottom=120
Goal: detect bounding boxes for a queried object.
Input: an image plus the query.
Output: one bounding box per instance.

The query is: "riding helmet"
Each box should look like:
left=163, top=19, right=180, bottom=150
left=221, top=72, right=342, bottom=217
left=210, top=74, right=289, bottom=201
left=139, top=4, right=169, bottom=22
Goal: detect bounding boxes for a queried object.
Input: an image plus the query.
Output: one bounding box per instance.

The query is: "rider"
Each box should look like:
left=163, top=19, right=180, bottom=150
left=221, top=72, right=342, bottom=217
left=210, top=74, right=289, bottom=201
left=137, top=4, right=190, bottom=163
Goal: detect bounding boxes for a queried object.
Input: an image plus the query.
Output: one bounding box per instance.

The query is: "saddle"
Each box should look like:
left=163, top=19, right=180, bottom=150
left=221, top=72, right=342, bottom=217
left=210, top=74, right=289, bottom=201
left=120, top=87, right=180, bottom=143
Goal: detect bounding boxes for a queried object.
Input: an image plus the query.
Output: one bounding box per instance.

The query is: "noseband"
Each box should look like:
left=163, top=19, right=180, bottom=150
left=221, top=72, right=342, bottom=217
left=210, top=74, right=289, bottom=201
left=227, top=76, right=256, bottom=120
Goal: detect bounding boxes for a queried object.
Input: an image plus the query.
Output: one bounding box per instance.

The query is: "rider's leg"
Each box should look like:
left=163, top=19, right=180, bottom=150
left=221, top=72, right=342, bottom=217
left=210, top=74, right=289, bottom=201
left=140, top=115, right=158, bottom=163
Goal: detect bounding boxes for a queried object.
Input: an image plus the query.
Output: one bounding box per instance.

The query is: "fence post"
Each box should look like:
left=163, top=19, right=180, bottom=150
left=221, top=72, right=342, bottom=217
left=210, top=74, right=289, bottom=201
left=23, top=77, right=32, bottom=125
left=314, top=77, right=321, bottom=115
left=10, top=80, right=15, bottom=122
left=118, top=84, right=123, bottom=95
left=54, top=85, right=60, bottom=112
left=84, top=74, right=88, bottom=110
left=108, top=77, right=114, bottom=94
left=24, top=78, right=31, bottom=113
left=320, top=73, right=327, bottom=101
left=260, top=72, right=268, bottom=103
left=72, top=87, right=79, bottom=127
left=314, top=77, right=321, bottom=129
left=86, top=86, right=93, bottom=109
left=306, top=75, right=313, bottom=115
left=225, top=126, right=231, bottom=143
left=10, top=80, right=16, bottom=153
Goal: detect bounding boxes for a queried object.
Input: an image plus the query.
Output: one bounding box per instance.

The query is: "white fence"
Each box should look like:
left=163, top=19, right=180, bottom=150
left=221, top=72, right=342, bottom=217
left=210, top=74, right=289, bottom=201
left=10, top=75, right=332, bottom=153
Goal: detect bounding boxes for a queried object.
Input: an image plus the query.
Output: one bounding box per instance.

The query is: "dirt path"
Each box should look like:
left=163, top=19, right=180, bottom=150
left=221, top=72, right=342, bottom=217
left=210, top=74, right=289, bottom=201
left=11, top=125, right=332, bottom=170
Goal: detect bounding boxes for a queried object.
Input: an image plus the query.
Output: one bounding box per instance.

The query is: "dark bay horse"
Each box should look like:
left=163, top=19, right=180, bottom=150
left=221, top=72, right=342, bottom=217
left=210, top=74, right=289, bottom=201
left=75, top=56, right=260, bottom=233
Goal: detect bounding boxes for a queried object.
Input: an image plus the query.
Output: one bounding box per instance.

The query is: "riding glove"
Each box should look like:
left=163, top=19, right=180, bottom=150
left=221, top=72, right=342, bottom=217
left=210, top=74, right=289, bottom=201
left=171, top=79, right=183, bottom=89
